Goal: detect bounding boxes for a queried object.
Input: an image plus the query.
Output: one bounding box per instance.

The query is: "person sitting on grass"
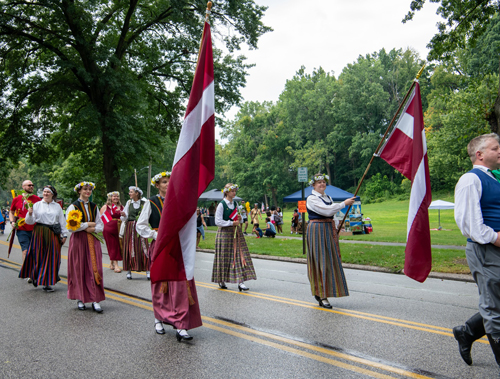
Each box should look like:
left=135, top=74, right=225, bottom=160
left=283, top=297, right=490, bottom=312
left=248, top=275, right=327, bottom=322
left=252, top=223, right=263, bottom=238
left=264, top=217, right=276, bottom=238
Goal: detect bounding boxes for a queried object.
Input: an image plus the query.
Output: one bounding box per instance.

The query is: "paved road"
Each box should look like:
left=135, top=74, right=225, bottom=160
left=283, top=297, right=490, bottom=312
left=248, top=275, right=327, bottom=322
left=0, top=232, right=495, bottom=378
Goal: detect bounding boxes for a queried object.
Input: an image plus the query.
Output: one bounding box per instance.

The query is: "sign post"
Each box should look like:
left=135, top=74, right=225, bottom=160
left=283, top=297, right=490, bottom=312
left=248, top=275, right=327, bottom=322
left=298, top=168, right=308, bottom=255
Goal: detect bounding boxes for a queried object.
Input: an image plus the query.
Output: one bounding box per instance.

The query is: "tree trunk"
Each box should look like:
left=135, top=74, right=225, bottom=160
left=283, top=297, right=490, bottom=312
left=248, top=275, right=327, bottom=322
left=271, top=188, right=278, bottom=208
left=264, top=194, right=268, bottom=209
left=101, top=120, right=122, bottom=192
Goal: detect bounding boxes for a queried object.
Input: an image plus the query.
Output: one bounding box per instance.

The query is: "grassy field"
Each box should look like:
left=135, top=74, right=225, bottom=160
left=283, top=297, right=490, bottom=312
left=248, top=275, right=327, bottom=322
left=200, top=193, right=471, bottom=274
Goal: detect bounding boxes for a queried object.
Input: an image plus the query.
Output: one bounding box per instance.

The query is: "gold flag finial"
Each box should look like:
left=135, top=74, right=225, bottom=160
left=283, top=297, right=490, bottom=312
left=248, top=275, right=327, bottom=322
left=415, top=63, right=426, bottom=80
left=207, top=1, right=212, bottom=11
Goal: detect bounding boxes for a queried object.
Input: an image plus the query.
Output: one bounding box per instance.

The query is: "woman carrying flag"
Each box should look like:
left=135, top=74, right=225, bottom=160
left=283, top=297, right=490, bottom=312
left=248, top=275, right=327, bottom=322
left=66, top=182, right=105, bottom=313
left=100, top=191, right=124, bottom=274
left=136, top=172, right=202, bottom=341
left=212, top=183, right=256, bottom=291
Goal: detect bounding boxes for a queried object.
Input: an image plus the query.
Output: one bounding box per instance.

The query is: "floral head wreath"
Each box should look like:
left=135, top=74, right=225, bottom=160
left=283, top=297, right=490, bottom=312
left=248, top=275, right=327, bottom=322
left=107, top=191, right=120, bottom=198
left=309, top=174, right=329, bottom=186
left=74, top=181, right=96, bottom=192
left=151, top=171, right=171, bottom=186
left=129, top=186, right=144, bottom=196
left=222, top=184, right=239, bottom=193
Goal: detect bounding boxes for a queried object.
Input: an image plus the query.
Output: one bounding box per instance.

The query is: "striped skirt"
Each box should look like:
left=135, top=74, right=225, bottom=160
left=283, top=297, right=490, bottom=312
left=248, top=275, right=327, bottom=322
left=122, top=221, right=149, bottom=271
left=19, top=224, right=61, bottom=286
left=306, top=219, right=349, bottom=298
left=212, top=226, right=257, bottom=283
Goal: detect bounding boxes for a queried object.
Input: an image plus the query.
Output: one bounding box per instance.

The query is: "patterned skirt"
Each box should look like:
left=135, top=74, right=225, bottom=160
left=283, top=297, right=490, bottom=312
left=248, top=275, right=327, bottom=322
left=19, top=224, right=61, bottom=286
left=306, top=219, right=349, bottom=298
left=212, top=226, right=257, bottom=283
left=122, top=221, right=149, bottom=271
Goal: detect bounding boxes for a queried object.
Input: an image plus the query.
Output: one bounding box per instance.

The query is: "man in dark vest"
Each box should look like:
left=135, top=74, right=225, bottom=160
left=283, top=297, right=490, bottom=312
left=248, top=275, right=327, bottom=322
left=454, top=133, right=500, bottom=370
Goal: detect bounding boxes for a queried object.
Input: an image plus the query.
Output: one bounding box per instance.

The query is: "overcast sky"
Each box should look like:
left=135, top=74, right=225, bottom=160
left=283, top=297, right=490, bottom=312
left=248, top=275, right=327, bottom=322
left=216, top=0, right=443, bottom=134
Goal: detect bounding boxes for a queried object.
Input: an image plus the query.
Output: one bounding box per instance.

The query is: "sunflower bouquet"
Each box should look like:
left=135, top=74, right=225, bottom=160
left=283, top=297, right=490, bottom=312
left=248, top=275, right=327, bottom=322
left=66, top=209, right=104, bottom=243
left=21, top=191, right=33, bottom=209
left=6, top=218, right=26, bottom=241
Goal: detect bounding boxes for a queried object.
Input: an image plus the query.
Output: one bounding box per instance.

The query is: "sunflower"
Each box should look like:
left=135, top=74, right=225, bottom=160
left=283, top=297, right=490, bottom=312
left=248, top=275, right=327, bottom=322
left=66, top=209, right=83, bottom=231
left=17, top=218, right=26, bottom=228
left=68, top=209, right=82, bottom=221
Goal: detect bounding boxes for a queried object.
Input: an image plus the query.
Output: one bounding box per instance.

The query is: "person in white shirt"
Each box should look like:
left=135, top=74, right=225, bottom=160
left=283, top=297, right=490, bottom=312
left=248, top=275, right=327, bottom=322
left=211, top=183, right=256, bottom=291
left=453, top=133, right=500, bottom=369
left=66, top=182, right=105, bottom=313
left=19, top=185, right=67, bottom=292
left=306, top=173, right=355, bottom=309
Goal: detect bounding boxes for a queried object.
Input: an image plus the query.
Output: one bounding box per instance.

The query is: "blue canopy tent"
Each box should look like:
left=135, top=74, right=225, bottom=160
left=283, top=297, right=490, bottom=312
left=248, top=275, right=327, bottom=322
left=283, top=185, right=361, bottom=219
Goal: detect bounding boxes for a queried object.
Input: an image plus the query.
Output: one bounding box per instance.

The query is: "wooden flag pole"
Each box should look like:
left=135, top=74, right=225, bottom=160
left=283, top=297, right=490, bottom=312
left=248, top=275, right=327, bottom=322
left=134, top=169, right=138, bottom=189
left=337, top=64, right=426, bottom=234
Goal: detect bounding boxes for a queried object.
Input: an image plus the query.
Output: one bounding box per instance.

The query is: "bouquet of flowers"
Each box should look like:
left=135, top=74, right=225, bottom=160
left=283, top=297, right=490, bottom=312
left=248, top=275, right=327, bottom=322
left=20, top=191, right=33, bottom=209
left=6, top=218, right=25, bottom=241
left=66, top=209, right=104, bottom=243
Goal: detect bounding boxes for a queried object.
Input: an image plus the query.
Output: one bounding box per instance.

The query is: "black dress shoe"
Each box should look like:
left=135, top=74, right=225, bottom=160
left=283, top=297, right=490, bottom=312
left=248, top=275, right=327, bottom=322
left=77, top=301, right=86, bottom=311
left=155, top=321, right=165, bottom=335
left=453, top=326, right=473, bottom=365
left=320, top=299, right=332, bottom=309
left=314, top=295, right=321, bottom=303
left=92, top=302, right=103, bottom=313
left=176, top=330, right=193, bottom=342
left=219, top=282, right=227, bottom=289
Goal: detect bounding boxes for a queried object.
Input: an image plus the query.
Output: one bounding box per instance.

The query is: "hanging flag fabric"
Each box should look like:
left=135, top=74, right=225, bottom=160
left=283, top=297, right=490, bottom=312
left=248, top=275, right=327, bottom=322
left=151, top=22, right=215, bottom=283
left=229, top=208, right=238, bottom=221
left=379, top=82, right=432, bottom=283
left=100, top=204, right=117, bottom=225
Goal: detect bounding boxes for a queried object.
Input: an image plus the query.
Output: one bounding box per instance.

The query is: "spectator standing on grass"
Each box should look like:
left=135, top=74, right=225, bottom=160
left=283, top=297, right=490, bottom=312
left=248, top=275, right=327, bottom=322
left=238, top=200, right=249, bottom=235
left=196, top=208, right=207, bottom=248
left=274, top=207, right=283, bottom=234
left=306, top=173, right=355, bottom=309
left=250, top=203, right=262, bottom=225
left=264, top=217, right=276, bottom=238
left=291, top=209, right=299, bottom=234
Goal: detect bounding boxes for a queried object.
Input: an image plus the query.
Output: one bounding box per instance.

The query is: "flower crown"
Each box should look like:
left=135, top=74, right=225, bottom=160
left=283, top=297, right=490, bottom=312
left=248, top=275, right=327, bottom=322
left=151, top=171, right=171, bottom=186
left=309, top=174, right=329, bottom=186
left=107, top=191, right=120, bottom=198
left=74, top=181, right=96, bottom=192
left=222, top=184, right=239, bottom=193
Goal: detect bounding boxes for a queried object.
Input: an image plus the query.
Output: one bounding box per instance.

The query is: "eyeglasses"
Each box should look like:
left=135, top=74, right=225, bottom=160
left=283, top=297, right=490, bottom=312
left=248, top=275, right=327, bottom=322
left=26, top=184, right=34, bottom=187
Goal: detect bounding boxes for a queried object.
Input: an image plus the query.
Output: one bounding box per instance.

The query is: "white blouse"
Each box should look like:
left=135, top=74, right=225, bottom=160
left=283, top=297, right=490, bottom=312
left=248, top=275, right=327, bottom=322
left=121, top=199, right=147, bottom=222
left=454, top=165, right=498, bottom=244
left=66, top=201, right=104, bottom=233
left=25, top=200, right=69, bottom=238
left=215, top=198, right=237, bottom=227
left=136, top=198, right=157, bottom=240
left=306, top=190, right=346, bottom=217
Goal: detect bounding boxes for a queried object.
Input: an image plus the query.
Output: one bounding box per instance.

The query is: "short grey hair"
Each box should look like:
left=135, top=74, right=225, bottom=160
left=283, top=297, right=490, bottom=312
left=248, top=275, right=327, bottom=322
left=467, top=133, right=500, bottom=163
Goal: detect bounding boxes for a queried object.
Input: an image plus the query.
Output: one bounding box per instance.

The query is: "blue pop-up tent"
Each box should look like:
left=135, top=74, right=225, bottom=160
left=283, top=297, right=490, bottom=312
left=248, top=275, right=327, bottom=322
left=283, top=185, right=360, bottom=202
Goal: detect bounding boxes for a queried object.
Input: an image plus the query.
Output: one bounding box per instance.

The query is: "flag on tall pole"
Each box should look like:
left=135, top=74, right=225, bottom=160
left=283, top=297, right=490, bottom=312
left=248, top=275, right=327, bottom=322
left=379, top=81, right=432, bottom=283
left=150, top=18, right=215, bottom=283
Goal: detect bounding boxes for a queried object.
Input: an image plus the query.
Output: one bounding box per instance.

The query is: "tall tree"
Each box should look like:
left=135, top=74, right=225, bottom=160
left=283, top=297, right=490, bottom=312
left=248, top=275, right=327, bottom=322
left=0, top=0, right=270, bottom=191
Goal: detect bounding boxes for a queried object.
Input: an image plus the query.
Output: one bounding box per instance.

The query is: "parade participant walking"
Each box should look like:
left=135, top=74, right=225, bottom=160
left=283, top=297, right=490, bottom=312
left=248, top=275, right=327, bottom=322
left=121, top=186, right=149, bottom=280
left=453, top=133, right=500, bottom=369
left=306, top=173, right=355, bottom=309
left=66, top=182, right=105, bottom=313
left=100, top=191, right=124, bottom=274
left=137, top=172, right=202, bottom=341
left=19, top=186, right=67, bottom=292
left=9, top=180, right=41, bottom=263
left=196, top=208, right=207, bottom=248
left=212, top=183, right=257, bottom=291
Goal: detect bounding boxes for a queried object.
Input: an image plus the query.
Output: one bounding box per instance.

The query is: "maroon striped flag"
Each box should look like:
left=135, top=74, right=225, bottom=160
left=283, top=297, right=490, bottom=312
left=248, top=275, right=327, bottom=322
left=379, top=82, right=432, bottom=282
left=151, top=22, right=215, bottom=283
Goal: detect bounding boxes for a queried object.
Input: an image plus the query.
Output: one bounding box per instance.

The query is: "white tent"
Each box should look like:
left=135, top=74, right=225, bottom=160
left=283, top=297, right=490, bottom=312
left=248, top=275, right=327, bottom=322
left=429, top=200, right=454, bottom=229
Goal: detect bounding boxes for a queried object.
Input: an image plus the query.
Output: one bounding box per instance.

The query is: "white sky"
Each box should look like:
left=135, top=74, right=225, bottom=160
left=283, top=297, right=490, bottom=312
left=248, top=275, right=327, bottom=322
left=216, top=0, right=443, bottom=138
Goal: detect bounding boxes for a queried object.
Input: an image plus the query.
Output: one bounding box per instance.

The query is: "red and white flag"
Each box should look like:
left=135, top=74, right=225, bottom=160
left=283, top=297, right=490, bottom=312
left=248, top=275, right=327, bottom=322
left=100, top=204, right=118, bottom=225
left=379, top=82, right=432, bottom=283
left=151, top=22, right=215, bottom=283
left=229, top=208, right=238, bottom=221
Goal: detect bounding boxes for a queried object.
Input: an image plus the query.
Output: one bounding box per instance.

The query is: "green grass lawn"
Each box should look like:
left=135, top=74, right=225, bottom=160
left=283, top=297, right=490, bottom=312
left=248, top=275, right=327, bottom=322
left=200, top=194, right=471, bottom=274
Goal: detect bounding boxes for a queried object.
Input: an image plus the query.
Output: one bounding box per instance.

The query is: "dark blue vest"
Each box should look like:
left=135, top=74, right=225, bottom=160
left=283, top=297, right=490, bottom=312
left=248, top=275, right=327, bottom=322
left=470, top=168, right=500, bottom=234
left=306, top=194, right=334, bottom=220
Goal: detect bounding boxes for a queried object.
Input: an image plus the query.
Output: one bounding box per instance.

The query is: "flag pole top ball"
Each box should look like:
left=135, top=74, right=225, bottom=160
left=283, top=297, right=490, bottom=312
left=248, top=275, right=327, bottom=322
left=207, top=2, right=212, bottom=10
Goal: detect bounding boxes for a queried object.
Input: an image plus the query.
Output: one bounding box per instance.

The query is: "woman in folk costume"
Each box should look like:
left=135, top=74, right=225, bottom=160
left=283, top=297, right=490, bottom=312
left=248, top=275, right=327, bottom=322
left=66, top=182, right=105, bottom=313
left=306, top=174, right=356, bottom=309
left=212, top=183, right=257, bottom=291
left=19, top=185, right=68, bottom=292
left=121, top=186, right=149, bottom=280
left=100, top=191, right=124, bottom=274
left=136, top=171, right=202, bottom=341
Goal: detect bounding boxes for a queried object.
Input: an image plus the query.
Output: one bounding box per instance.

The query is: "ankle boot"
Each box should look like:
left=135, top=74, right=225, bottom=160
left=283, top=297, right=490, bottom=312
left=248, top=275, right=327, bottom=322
left=487, top=334, right=500, bottom=368
left=453, top=312, right=486, bottom=365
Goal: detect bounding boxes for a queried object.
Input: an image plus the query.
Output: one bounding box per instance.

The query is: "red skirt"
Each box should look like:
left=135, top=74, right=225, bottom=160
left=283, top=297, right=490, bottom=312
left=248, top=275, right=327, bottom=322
left=103, top=219, right=122, bottom=261
left=67, top=231, right=105, bottom=303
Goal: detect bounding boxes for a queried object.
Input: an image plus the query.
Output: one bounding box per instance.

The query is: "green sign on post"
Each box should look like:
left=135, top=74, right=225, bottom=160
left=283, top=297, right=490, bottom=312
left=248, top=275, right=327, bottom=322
left=298, top=167, right=308, bottom=182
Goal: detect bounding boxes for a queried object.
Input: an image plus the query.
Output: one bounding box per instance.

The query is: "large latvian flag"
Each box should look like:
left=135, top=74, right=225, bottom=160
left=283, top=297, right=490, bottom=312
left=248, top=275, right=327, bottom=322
left=151, top=22, right=215, bottom=283
left=379, top=82, right=432, bottom=283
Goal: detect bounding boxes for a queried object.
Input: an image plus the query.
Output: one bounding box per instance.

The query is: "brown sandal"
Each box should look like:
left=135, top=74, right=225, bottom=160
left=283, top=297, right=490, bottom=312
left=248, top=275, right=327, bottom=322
left=114, top=266, right=122, bottom=273
left=109, top=262, right=115, bottom=270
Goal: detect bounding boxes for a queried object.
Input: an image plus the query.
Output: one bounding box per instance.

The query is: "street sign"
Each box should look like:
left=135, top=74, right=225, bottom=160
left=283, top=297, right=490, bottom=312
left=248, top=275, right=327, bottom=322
left=298, top=200, right=307, bottom=213
left=298, top=167, right=308, bottom=182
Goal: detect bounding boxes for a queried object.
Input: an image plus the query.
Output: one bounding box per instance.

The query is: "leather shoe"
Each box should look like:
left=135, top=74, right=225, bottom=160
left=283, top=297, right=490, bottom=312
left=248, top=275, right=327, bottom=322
left=155, top=321, right=165, bottom=335
left=320, top=299, right=332, bottom=309
left=238, top=283, right=249, bottom=291
left=219, top=282, right=227, bottom=289
left=176, top=329, right=193, bottom=342
left=92, top=302, right=103, bottom=313
left=77, top=301, right=86, bottom=311
left=126, top=272, right=132, bottom=280
left=453, top=326, right=473, bottom=365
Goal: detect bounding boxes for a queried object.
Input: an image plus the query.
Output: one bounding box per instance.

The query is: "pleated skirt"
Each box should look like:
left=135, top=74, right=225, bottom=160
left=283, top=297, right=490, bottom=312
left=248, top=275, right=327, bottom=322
left=306, top=220, right=349, bottom=298
left=103, top=219, right=122, bottom=261
left=67, top=231, right=105, bottom=303
left=19, top=224, right=61, bottom=286
left=122, top=221, right=149, bottom=271
left=212, top=226, right=257, bottom=283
